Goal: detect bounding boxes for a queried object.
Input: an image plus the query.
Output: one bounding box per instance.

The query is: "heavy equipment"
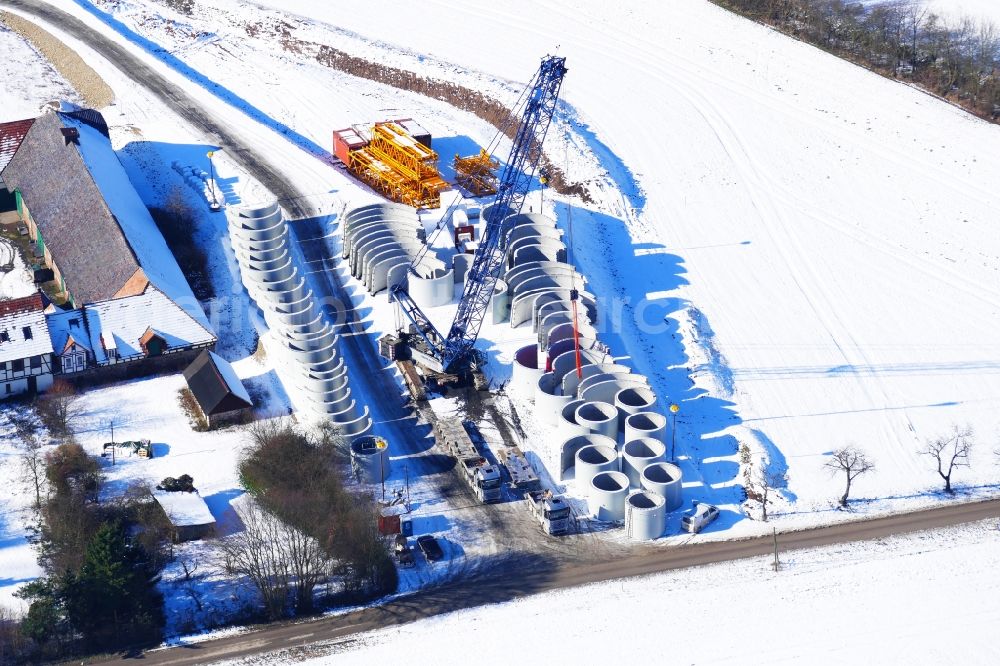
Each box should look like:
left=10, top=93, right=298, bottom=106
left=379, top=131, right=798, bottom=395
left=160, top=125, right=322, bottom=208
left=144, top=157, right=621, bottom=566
left=526, top=489, right=572, bottom=535
left=389, top=55, right=568, bottom=375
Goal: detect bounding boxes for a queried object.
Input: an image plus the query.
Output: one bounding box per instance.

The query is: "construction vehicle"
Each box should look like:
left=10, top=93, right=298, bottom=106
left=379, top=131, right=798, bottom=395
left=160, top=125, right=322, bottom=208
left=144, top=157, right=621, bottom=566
left=431, top=417, right=504, bottom=503
left=460, top=456, right=503, bottom=503
left=390, top=55, right=568, bottom=376
left=498, top=446, right=540, bottom=491
left=526, top=490, right=572, bottom=535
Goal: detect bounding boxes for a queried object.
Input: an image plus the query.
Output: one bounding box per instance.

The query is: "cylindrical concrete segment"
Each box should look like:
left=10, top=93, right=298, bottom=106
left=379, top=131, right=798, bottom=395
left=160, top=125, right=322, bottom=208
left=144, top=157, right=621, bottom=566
left=535, top=372, right=573, bottom=427
left=575, top=401, right=619, bottom=440
left=556, top=399, right=590, bottom=439
left=575, top=443, right=619, bottom=489
left=615, top=386, right=657, bottom=428
left=512, top=344, right=543, bottom=399
left=641, top=462, right=684, bottom=511
left=625, top=490, right=666, bottom=541
left=621, top=437, right=667, bottom=488
left=625, top=411, right=667, bottom=444
left=559, top=433, right=618, bottom=481
left=588, top=471, right=629, bottom=522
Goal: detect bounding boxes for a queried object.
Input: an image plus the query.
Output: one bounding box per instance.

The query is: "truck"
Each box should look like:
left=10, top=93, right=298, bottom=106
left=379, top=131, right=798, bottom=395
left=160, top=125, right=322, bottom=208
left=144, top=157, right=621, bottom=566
left=461, top=457, right=503, bottom=503
left=498, top=446, right=540, bottom=491
left=526, top=490, right=573, bottom=535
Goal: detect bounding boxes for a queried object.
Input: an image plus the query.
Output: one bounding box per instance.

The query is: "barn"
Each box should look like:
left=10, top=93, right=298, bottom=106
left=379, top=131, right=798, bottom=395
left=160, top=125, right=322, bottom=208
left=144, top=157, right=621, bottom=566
left=182, top=350, right=253, bottom=428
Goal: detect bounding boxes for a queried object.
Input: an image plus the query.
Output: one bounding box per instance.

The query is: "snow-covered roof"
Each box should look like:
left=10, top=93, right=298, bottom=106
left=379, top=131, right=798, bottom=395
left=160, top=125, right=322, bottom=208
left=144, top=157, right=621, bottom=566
left=153, top=489, right=216, bottom=527
left=46, top=308, right=91, bottom=354
left=63, top=115, right=211, bottom=329
left=0, top=293, right=53, bottom=363
left=0, top=111, right=211, bottom=332
left=84, top=286, right=215, bottom=363
left=0, top=118, right=34, bottom=174
left=208, top=351, right=251, bottom=404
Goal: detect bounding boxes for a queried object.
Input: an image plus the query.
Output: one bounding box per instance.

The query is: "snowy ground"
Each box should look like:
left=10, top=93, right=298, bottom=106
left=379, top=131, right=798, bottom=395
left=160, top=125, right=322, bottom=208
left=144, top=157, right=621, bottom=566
left=2, top=0, right=1000, bottom=635
left=913, top=0, right=1000, bottom=24
left=0, top=22, right=80, bottom=121
left=232, top=0, right=1000, bottom=516
left=223, top=518, right=1000, bottom=665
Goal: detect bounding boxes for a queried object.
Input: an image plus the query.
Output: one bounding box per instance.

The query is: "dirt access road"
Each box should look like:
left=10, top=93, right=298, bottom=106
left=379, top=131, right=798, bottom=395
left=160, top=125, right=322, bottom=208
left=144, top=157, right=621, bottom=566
left=89, top=498, right=1000, bottom=664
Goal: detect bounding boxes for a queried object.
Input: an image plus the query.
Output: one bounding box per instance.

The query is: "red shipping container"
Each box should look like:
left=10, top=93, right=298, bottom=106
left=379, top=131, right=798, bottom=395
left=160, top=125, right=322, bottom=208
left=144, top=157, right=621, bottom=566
left=333, top=127, right=367, bottom=165
left=378, top=514, right=401, bottom=536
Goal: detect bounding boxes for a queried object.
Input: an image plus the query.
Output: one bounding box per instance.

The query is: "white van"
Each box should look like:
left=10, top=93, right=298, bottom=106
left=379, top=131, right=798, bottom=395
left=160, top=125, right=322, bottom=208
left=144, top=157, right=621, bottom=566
left=681, top=500, right=719, bottom=534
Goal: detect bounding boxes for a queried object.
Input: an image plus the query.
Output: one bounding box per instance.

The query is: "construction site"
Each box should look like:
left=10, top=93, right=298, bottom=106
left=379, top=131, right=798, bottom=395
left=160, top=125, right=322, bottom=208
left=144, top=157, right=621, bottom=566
left=318, top=55, right=694, bottom=548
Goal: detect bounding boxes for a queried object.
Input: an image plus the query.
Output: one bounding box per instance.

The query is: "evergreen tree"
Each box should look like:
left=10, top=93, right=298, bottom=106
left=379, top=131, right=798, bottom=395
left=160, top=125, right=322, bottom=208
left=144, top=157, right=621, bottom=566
left=15, top=579, right=65, bottom=646
left=62, top=522, right=164, bottom=651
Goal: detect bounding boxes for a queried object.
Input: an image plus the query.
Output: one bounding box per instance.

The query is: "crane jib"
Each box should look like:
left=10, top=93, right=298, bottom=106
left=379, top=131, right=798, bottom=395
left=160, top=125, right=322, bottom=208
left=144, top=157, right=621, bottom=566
left=393, top=55, right=568, bottom=373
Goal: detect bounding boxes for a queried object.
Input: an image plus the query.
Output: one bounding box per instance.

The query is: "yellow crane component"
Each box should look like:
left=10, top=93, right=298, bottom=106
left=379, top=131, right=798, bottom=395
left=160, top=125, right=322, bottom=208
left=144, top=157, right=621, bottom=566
left=348, top=122, right=448, bottom=208
left=454, top=149, right=500, bottom=197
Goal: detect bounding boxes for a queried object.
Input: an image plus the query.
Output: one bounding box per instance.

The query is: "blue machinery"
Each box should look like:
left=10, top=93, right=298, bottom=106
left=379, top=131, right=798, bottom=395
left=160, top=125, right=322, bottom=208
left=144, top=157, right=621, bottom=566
left=390, top=55, right=568, bottom=373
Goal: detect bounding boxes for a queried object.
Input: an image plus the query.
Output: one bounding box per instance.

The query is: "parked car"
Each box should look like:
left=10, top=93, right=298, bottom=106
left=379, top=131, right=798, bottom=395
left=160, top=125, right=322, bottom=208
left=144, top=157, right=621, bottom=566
left=416, top=534, right=445, bottom=562
left=681, top=501, right=719, bottom=534
left=394, top=535, right=414, bottom=568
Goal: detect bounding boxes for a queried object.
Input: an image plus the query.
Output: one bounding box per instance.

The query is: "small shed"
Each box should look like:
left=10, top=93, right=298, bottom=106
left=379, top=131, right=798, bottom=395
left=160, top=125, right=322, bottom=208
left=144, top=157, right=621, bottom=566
left=152, top=488, right=216, bottom=542
left=182, top=350, right=253, bottom=427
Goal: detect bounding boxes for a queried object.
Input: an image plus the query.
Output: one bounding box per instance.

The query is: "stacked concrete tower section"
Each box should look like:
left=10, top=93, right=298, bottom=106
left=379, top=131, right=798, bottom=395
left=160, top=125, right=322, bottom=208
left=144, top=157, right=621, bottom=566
left=227, top=202, right=370, bottom=435
left=499, top=211, right=680, bottom=540
left=342, top=203, right=452, bottom=308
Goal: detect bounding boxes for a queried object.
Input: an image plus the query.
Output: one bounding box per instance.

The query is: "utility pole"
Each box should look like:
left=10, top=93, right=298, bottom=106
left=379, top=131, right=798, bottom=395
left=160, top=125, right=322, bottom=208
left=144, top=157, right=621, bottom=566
left=207, top=150, right=220, bottom=211
left=772, top=527, right=780, bottom=571
left=669, top=403, right=680, bottom=462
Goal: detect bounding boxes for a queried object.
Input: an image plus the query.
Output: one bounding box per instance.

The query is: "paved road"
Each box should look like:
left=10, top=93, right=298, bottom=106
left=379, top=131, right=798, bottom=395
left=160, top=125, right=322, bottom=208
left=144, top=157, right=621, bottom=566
left=86, top=497, right=1000, bottom=664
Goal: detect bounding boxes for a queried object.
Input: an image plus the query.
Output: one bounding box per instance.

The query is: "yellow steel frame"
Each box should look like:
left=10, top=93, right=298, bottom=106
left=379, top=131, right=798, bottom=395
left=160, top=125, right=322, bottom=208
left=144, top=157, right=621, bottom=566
left=345, top=121, right=448, bottom=208
left=349, top=147, right=445, bottom=209
left=454, top=149, right=500, bottom=197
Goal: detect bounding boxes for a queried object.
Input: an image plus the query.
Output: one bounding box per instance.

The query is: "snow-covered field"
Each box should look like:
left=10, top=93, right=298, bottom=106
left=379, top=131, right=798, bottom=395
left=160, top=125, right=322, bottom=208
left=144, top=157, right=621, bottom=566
left=3, top=0, right=1000, bottom=642
left=227, top=518, right=1000, bottom=665
left=238, top=0, right=1000, bottom=512
left=920, top=0, right=1000, bottom=24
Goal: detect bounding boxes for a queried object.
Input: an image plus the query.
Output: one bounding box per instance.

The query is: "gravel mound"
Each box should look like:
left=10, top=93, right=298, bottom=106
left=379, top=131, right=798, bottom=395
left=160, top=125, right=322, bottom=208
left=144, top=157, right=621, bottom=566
left=1, top=10, right=114, bottom=108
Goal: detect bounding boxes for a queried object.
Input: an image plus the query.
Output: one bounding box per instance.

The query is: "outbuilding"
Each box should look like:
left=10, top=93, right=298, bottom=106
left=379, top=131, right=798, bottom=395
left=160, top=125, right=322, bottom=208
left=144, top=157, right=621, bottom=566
left=152, top=488, right=216, bottom=543
left=182, top=350, right=253, bottom=428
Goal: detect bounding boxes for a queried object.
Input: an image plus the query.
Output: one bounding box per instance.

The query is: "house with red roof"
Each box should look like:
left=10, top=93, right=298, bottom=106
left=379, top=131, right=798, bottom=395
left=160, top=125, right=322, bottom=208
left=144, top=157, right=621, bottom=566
left=0, top=292, right=54, bottom=396
left=0, top=108, right=216, bottom=390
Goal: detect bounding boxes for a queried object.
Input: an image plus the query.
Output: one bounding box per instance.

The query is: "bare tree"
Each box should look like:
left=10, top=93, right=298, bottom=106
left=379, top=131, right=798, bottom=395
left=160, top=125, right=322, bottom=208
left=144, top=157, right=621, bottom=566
left=34, top=379, right=82, bottom=440
left=20, top=434, right=47, bottom=510
left=741, top=443, right=788, bottom=521
left=748, top=467, right=789, bottom=522
left=920, top=424, right=974, bottom=494
left=8, top=410, right=46, bottom=509
left=824, top=446, right=876, bottom=507
left=178, top=559, right=204, bottom=613
left=218, top=500, right=333, bottom=619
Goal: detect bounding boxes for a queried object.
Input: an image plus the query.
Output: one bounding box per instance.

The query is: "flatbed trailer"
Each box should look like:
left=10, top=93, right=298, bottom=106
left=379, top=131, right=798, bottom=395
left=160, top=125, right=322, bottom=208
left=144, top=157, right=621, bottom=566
left=498, top=446, right=539, bottom=491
